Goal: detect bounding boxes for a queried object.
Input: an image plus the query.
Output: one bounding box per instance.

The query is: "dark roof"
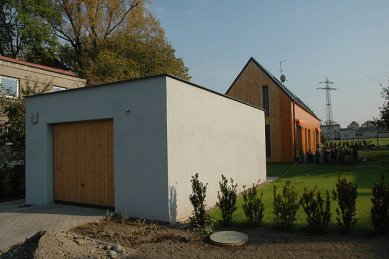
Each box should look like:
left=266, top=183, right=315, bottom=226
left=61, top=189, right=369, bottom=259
left=26, top=74, right=263, bottom=112
left=226, top=57, right=320, bottom=120
left=0, top=55, right=82, bottom=78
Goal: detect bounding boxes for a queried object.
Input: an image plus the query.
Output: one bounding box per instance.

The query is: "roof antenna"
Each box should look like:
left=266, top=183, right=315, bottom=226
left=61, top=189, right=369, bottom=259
left=280, top=59, right=287, bottom=84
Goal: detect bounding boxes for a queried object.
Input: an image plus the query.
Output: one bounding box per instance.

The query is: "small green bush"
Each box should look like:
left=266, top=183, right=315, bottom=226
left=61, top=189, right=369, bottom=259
left=371, top=176, right=389, bottom=234
left=273, top=181, right=299, bottom=230
left=333, top=174, right=358, bottom=233
left=242, top=183, right=265, bottom=227
left=9, top=166, right=25, bottom=197
left=300, top=187, right=331, bottom=233
left=189, top=173, right=208, bottom=227
left=217, top=175, right=237, bottom=226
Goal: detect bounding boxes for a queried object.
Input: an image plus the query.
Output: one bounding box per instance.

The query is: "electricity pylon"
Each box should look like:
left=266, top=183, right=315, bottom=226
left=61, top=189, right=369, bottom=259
left=317, top=77, right=336, bottom=140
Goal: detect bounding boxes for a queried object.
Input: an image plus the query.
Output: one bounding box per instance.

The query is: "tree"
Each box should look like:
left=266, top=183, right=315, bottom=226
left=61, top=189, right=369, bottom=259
left=0, top=0, right=61, bottom=66
left=1, top=0, right=190, bottom=83
left=361, top=120, right=376, bottom=128
left=377, top=85, right=389, bottom=129
left=347, top=121, right=359, bottom=131
left=53, top=0, right=189, bottom=83
left=0, top=79, right=52, bottom=159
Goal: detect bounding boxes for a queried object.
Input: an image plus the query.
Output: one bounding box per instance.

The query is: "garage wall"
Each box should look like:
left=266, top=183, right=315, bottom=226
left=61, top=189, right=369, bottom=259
left=166, top=77, right=266, bottom=222
left=26, top=77, right=170, bottom=221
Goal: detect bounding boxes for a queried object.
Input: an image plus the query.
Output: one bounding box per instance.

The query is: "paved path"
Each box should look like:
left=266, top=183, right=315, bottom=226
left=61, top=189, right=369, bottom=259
left=0, top=200, right=105, bottom=251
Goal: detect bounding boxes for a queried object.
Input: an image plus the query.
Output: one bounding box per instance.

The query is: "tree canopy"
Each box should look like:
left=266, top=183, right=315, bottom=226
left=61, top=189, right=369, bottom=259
left=0, top=0, right=190, bottom=84
left=347, top=121, right=359, bottom=130
left=361, top=120, right=376, bottom=128
left=0, top=0, right=61, bottom=66
left=377, top=85, right=389, bottom=129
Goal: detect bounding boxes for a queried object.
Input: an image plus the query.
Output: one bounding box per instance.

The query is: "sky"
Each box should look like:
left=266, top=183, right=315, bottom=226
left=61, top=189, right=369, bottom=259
left=149, top=0, right=389, bottom=128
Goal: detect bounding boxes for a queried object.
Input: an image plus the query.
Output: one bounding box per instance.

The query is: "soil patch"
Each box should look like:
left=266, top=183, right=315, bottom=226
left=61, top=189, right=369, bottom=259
left=2, top=218, right=389, bottom=258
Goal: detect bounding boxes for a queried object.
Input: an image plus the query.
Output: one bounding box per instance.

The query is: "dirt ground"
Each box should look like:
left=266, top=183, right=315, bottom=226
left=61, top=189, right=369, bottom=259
left=1, top=217, right=389, bottom=258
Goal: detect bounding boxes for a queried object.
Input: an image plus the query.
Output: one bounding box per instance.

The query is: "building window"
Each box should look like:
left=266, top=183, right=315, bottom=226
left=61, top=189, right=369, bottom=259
left=0, top=76, right=19, bottom=97
left=265, top=125, right=271, bottom=158
left=52, top=86, right=67, bottom=92
left=262, top=85, right=269, bottom=116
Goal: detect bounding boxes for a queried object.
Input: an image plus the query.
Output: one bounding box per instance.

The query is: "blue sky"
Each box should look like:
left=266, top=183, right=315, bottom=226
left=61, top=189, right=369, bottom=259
left=149, top=0, right=389, bottom=127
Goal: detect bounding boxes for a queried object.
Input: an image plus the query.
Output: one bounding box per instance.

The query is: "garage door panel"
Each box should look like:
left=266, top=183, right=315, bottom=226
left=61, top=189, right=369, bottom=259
left=54, top=120, right=114, bottom=207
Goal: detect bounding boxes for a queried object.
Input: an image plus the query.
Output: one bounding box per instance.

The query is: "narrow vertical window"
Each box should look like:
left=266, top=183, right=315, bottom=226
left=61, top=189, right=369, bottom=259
left=262, top=86, right=269, bottom=116
left=265, top=125, right=271, bottom=158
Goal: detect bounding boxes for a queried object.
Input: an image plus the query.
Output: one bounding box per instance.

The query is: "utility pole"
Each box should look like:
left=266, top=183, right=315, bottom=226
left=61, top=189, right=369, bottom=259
left=317, top=77, right=336, bottom=141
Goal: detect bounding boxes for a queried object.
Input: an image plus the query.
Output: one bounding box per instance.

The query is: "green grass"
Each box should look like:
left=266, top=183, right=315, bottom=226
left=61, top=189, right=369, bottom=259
left=208, top=149, right=389, bottom=232
left=331, top=137, right=389, bottom=147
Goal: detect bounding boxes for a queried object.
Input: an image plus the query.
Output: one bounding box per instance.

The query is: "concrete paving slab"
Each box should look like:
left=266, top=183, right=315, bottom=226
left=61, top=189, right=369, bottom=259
left=0, top=200, right=105, bottom=251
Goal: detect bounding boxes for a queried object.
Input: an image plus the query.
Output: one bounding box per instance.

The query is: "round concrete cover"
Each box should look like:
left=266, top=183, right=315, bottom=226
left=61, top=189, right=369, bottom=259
left=210, top=231, right=248, bottom=246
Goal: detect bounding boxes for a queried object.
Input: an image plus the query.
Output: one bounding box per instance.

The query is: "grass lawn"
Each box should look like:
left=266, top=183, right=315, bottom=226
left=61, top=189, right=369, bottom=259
left=208, top=149, right=389, bottom=232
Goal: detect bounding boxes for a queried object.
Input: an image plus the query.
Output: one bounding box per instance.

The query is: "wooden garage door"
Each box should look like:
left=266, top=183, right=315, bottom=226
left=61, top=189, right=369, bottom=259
left=54, top=120, right=114, bottom=207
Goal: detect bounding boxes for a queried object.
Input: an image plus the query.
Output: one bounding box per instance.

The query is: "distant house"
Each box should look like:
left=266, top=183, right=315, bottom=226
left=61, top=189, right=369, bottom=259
left=0, top=55, right=85, bottom=98
left=226, top=57, right=321, bottom=162
left=320, top=123, right=341, bottom=140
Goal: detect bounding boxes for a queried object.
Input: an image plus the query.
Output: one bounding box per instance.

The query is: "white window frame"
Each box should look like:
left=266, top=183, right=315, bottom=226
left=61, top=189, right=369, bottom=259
left=0, top=75, right=19, bottom=98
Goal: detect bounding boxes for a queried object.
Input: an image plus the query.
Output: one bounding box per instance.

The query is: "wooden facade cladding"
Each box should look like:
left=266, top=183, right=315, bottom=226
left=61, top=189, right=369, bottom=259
left=226, top=58, right=321, bottom=162
left=53, top=120, right=114, bottom=207
left=294, top=104, right=321, bottom=154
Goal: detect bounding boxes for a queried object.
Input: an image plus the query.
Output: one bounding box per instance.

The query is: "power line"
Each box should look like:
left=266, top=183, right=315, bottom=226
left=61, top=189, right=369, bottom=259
left=317, top=77, right=336, bottom=140
left=331, top=63, right=389, bottom=80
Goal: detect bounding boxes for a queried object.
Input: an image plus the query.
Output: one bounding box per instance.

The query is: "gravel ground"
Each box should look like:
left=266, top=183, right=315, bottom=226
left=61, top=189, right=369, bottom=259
left=1, top=218, right=389, bottom=258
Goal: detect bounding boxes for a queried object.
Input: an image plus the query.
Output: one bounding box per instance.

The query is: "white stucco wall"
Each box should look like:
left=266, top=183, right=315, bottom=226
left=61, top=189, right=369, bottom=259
left=166, top=77, right=266, bottom=222
left=26, top=77, right=170, bottom=221
left=26, top=75, right=266, bottom=223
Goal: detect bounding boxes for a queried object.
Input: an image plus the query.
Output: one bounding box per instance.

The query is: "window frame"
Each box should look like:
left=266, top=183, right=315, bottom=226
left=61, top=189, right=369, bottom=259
left=0, top=75, right=20, bottom=98
left=262, top=85, right=270, bottom=116
left=265, top=124, right=271, bottom=158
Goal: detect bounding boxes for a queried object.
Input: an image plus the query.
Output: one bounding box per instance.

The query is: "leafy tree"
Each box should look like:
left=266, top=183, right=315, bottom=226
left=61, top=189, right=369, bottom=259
left=53, top=0, right=140, bottom=73
left=361, top=120, right=376, bottom=128
left=377, top=85, right=389, bottom=129
left=1, top=0, right=190, bottom=83
left=52, top=0, right=190, bottom=84
left=0, top=0, right=61, bottom=66
left=347, top=121, right=359, bottom=131
left=0, top=79, right=52, bottom=159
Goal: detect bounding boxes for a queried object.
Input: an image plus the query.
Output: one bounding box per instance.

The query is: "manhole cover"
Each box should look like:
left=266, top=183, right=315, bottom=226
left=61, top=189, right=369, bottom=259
left=209, top=231, right=248, bottom=246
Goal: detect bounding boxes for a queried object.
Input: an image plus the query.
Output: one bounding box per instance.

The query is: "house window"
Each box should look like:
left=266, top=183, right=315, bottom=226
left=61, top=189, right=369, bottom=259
left=52, top=86, right=67, bottom=92
left=265, top=125, right=271, bottom=158
left=0, top=76, right=19, bottom=97
left=262, top=86, right=269, bottom=116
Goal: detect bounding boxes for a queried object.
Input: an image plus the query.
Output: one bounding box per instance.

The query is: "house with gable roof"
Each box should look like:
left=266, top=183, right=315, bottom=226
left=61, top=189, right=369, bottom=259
left=0, top=55, right=85, bottom=99
left=226, top=57, right=321, bottom=162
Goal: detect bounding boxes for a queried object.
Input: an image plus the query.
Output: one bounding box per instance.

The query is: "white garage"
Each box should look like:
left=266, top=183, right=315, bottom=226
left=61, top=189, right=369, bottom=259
left=26, top=75, right=266, bottom=223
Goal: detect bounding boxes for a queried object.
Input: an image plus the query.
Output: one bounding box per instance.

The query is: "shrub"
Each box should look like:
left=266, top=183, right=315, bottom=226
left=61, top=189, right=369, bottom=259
left=332, top=174, right=358, bottom=233
left=371, top=176, right=389, bottom=234
left=217, top=175, right=237, bottom=226
left=300, top=187, right=331, bottom=234
left=189, top=173, right=208, bottom=227
left=242, top=183, right=265, bottom=227
left=9, top=166, right=25, bottom=197
left=0, top=167, right=7, bottom=198
left=273, top=181, right=300, bottom=230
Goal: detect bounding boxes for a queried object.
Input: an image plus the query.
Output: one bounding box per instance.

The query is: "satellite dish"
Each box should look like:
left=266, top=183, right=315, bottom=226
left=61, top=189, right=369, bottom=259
left=280, top=74, right=286, bottom=83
